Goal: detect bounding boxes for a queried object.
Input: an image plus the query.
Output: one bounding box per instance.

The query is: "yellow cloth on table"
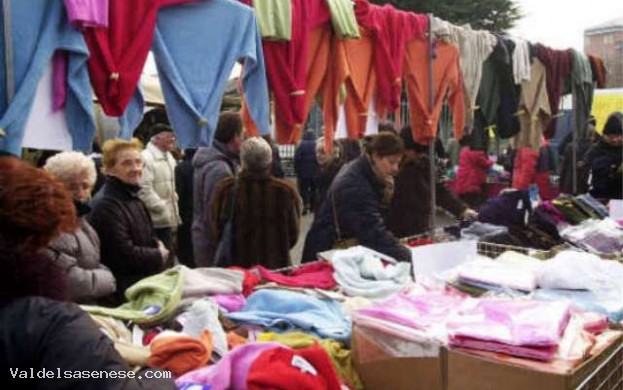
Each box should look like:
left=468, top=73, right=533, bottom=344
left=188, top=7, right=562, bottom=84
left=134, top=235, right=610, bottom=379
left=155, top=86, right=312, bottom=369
left=258, top=331, right=363, bottom=389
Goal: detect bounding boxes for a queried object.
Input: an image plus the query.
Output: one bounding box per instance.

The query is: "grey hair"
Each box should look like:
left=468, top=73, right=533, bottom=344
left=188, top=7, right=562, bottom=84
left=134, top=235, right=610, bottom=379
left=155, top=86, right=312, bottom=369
left=241, top=137, right=272, bottom=172
left=316, top=136, right=340, bottom=158
left=43, top=151, right=97, bottom=186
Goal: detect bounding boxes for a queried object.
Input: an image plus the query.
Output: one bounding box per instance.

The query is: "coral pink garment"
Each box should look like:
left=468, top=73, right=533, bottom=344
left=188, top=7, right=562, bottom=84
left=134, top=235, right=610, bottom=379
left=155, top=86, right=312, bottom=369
left=455, top=147, right=494, bottom=195
left=355, top=288, right=466, bottom=330
left=64, top=0, right=109, bottom=28
left=369, top=5, right=428, bottom=115
left=447, top=299, right=571, bottom=348
left=84, top=0, right=196, bottom=116
left=214, top=294, right=247, bottom=313
left=450, top=336, right=558, bottom=361
left=403, top=38, right=465, bottom=145
left=256, top=262, right=336, bottom=290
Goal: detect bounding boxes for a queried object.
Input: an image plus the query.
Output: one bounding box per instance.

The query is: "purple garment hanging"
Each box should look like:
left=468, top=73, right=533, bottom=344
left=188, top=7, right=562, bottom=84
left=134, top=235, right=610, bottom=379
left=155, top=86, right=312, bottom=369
left=55, top=1, right=109, bottom=111
left=63, top=0, right=109, bottom=28
left=52, top=51, right=68, bottom=112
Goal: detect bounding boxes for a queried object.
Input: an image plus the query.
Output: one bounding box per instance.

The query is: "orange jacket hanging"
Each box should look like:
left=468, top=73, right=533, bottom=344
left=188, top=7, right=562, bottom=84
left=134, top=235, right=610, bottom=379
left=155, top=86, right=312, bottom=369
left=403, top=38, right=465, bottom=145
left=321, top=27, right=377, bottom=148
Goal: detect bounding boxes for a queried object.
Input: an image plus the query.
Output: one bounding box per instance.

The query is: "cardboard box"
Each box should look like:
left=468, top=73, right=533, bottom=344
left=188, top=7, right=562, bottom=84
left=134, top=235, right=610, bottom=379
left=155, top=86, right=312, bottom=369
left=352, top=324, right=445, bottom=390
left=447, top=331, right=623, bottom=390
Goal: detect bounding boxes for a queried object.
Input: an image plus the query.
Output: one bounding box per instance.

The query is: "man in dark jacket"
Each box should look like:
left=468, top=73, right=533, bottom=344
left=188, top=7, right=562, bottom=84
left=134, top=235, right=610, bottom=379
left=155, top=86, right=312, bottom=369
left=294, top=130, right=320, bottom=214
left=211, top=137, right=302, bottom=269
left=585, top=112, right=623, bottom=200
left=89, top=139, right=169, bottom=303
left=192, top=112, right=243, bottom=267
left=175, top=148, right=197, bottom=267
left=302, top=133, right=411, bottom=263
left=387, top=128, right=475, bottom=238
left=0, top=157, right=174, bottom=389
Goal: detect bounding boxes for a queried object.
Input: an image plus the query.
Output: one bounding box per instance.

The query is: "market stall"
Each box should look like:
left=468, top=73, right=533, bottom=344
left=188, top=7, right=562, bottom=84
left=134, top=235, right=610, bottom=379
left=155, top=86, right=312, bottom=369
left=1, top=1, right=621, bottom=389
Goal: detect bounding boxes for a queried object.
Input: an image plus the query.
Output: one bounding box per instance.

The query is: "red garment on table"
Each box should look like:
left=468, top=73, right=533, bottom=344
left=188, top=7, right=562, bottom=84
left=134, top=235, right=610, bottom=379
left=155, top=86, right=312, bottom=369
left=406, top=238, right=433, bottom=247
left=84, top=0, right=196, bottom=116
left=247, top=346, right=342, bottom=390
left=370, top=5, right=428, bottom=115
left=229, top=267, right=261, bottom=297
left=455, top=147, right=494, bottom=195
left=534, top=45, right=572, bottom=139
left=256, top=262, right=336, bottom=290
left=512, top=147, right=539, bottom=190
left=403, top=38, right=465, bottom=145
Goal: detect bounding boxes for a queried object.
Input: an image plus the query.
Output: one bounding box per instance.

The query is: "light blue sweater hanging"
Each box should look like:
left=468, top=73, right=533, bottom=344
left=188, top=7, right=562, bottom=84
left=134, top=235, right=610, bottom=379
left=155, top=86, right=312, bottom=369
left=122, top=0, right=270, bottom=148
left=0, top=0, right=94, bottom=155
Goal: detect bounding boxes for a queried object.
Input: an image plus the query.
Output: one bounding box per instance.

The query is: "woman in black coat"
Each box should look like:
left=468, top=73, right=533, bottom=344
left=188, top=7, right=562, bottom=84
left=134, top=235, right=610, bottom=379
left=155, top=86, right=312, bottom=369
left=0, top=157, right=174, bottom=390
left=175, top=148, right=197, bottom=267
left=89, top=139, right=168, bottom=303
left=584, top=112, right=623, bottom=200
left=302, top=133, right=411, bottom=263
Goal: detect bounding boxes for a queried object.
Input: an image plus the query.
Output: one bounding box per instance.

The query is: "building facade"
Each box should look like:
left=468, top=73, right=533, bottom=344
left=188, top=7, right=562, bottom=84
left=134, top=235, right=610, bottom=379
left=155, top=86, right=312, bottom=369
left=585, top=17, right=623, bottom=88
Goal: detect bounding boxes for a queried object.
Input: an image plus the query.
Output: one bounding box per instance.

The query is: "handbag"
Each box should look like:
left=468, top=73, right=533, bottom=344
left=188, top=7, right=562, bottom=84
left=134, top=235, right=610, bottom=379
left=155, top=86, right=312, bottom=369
left=331, top=190, right=358, bottom=250
left=214, top=180, right=238, bottom=267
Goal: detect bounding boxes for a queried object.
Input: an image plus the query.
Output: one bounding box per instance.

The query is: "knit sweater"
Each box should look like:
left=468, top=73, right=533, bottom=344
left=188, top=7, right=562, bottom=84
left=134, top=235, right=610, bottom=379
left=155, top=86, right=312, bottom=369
left=84, top=0, right=196, bottom=117
left=474, top=37, right=520, bottom=144
left=250, top=0, right=331, bottom=143
left=403, top=38, right=465, bottom=145
left=371, top=5, right=428, bottom=115
left=511, top=58, right=551, bottom=151
left=535, top=44, right=572, bottom=139
left=432, top=18, right=497, bottom=125
left=511, top=37, right=532, bottom=85
left=0, top=0, right=94, bottom=155
left=64, top=0, right=109, bottom=28
left=126, top=0, right=270, bottom=148
left=253, top=0, right=292, bottom=40
left=323, top=27, right=376, bottom=147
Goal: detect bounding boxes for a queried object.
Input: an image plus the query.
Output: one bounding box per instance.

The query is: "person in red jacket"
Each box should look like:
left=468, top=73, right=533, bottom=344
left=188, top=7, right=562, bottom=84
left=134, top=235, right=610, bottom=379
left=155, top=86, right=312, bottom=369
left=454, top=137, right=494, bottom=208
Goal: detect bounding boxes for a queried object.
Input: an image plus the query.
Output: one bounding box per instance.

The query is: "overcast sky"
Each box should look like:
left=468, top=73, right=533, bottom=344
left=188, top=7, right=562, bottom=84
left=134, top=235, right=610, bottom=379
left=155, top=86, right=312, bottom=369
left=510, top=0, right=623, bottom=50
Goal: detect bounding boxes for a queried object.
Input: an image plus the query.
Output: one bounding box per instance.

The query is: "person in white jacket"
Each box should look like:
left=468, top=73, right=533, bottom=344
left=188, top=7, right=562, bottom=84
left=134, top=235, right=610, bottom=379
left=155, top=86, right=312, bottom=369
left=139, top=124, right=181, bottom=251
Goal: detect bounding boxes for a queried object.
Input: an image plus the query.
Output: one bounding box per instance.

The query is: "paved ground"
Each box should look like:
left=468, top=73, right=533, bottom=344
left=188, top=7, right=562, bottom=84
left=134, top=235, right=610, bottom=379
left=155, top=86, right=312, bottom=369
left=290, top=212, right=314, bottom=265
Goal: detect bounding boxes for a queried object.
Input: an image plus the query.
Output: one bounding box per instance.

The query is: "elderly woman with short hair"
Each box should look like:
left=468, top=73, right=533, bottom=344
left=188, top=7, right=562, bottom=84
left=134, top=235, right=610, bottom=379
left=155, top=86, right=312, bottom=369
left=210, top=137, right=302, bottom=269
left=88, top=139, right=169, bottom=304
left=44, top=152, right=116, bottom=303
